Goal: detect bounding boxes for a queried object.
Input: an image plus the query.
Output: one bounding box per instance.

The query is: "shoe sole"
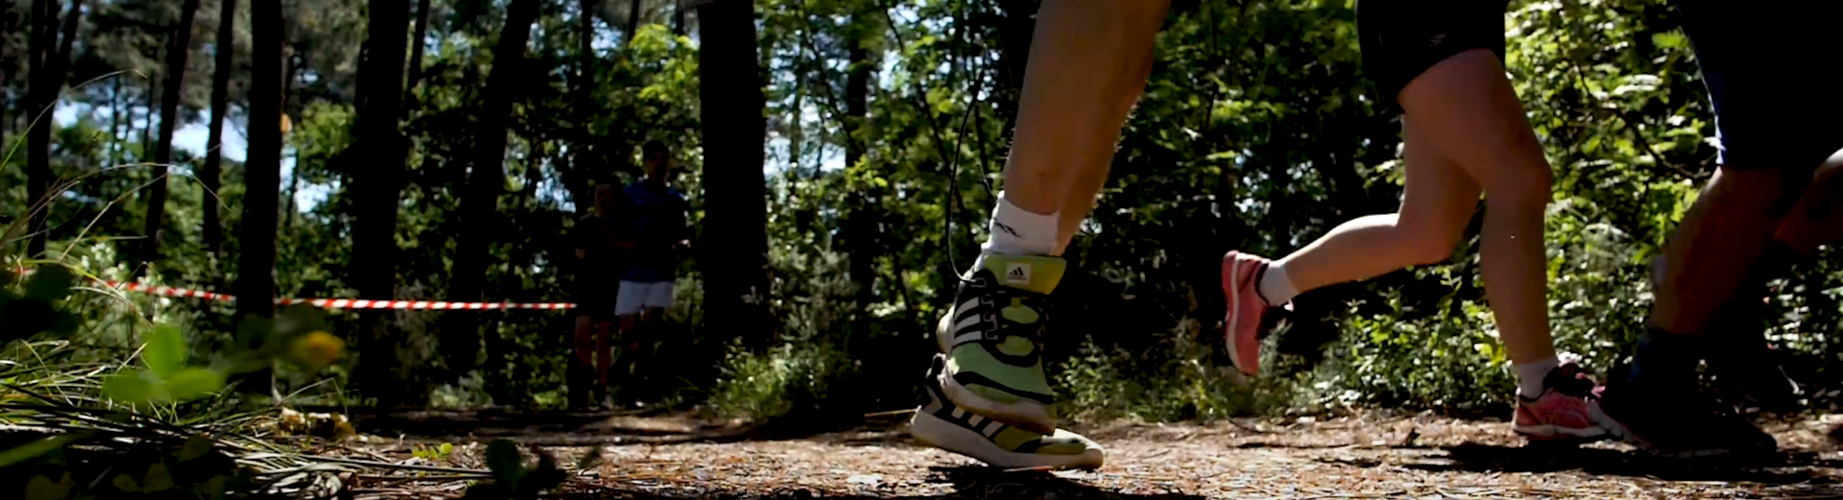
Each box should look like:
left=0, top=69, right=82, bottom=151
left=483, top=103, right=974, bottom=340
left=934, top=309, right=1058, bottom=434
left=910, top=410, right=1102, bottom=470
left=1514, top=424, right=1608, bottom=441
left=1515, top=399, right=1611, bottom=442
left=1599, top=405, right=1774, bottom=459
left=939, top=372, right=1057, bottom=434
left=1223, top=253, right=1256, bottom=376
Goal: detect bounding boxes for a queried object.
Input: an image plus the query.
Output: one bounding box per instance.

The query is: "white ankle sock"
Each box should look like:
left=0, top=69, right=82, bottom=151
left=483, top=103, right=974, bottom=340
left=1257, top=261, right=1299, bottom=306
left=983, top=192, right=1060, bottom=257
left=1513, top=356, right=1560, bottom=398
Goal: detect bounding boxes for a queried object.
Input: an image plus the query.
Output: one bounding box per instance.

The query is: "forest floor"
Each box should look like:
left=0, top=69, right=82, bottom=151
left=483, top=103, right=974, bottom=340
left=324, top=407, right=1843, bottom=499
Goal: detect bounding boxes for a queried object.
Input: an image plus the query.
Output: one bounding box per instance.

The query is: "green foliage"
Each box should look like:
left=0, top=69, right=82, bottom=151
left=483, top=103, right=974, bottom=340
left=0, top=267, right=81, bottom=341
left=413, top=442, right=457, bottom=462
left=1054, top=325, right=1286, bottom=422
left=461, top=440, right=566, bottom=500
left=0, top=434, right=87, bottom=469
left=709, top=340, right=854, bottom=421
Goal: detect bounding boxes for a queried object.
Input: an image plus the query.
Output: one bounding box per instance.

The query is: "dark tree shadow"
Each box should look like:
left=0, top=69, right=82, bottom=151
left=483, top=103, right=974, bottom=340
left=908, top=465, right=1207, bottom=500
left=559, top=465, right=1208, bottom=499
left=1378, top=441, right=1843, bottom=488
left=329, top=405, right=927, bottom=446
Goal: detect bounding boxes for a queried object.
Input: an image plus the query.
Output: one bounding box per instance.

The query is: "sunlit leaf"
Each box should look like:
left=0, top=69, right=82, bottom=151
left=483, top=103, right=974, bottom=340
left=1651, top=31, right=1687, bottom=49
left=102, top=370, right=159, bottom=404
left=144, top=324, right=187, bottom=379
left=166, top=368, right=228, bottom=401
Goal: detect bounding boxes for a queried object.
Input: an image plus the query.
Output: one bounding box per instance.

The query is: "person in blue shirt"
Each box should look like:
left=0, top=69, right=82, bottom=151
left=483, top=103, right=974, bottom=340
left=612, top=140, right=691, bottom=351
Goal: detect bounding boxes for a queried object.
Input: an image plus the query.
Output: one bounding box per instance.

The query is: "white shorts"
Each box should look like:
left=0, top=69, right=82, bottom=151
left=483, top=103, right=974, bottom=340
left=615, top=280, right=674, bottom=316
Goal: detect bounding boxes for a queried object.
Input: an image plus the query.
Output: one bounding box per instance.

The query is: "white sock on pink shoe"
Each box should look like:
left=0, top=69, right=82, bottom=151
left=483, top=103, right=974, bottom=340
left=1257, top=261, right=1299, bottom=306
left=1514, top=356, right=1560, bottom=398
left=983, top=192, right=1060, bottom=257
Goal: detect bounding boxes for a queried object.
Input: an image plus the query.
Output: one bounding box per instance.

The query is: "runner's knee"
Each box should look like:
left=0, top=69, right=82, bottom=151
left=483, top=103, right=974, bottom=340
left=1485, top=159, right=1552, bottom=211
left=1396, top=215, right=1466, bottom=266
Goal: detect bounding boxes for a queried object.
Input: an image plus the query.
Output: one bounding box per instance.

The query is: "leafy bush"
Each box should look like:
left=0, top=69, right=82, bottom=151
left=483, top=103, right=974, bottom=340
left=709, top=340, right=855, bottom=422
left=1054, top=318, right=1289, bottom=423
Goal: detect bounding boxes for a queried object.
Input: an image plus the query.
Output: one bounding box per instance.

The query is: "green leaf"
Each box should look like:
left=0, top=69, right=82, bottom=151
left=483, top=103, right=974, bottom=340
left=178, top=434, right=216, bottom=462
left=140, top=463, right=174, bottom=493
left=200, top=475, right=229, bottom=500
left=0, top=433, right=84, bottom=468
left=165, top=368, right=227, bottom=401
left=235, top=314, right=276, bottom=353
left=103, top=370, right=159, bottom=404
left=485, top=439, right=523, bottom=480
left=144, top=324, right=187, bottom=379
left=1651, top=31, right=1687, bottom=50
left=23, top=266, right=76, bottom=302
left=517, top=454, right=567, bottom=496
left=24, top=473, right=73, bottom=500
left=111, top=474, right=141, bottom=493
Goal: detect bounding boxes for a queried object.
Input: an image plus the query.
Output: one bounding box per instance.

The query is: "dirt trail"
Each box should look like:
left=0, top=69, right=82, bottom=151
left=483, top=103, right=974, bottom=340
left=339, top=410, right=1843, bottom=499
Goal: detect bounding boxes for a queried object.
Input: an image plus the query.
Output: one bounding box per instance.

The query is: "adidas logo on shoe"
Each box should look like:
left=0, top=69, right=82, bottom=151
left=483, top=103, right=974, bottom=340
left=1005, top=263, right=1031, bottom=285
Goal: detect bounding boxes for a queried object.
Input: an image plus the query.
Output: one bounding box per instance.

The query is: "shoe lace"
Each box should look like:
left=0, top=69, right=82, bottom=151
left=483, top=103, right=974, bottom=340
left=966, top=278, right=1051, bottom=345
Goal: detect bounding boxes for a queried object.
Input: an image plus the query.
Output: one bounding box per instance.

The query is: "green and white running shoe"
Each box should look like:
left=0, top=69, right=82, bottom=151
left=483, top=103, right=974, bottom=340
left=911, top=353, right=1103, bottom=470
left=935, top=254, right=1064, bottom=434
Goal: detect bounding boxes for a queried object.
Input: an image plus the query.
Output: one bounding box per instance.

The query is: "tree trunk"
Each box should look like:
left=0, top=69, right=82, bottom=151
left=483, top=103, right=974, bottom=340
left=141, top=0, right=203, bottom=271
left=141, top=69, right=156, bottom=161
left=202, top=0, right=238, bottom=261
left=404, top=0, right=432, bottom=99
left=789, top=84, right=801, bottom=173
left=22, top=0, right=51, bottom=258
left=694, top=0, right=769, bottom=348
left=0, top=1, right=10, bottom=165
left=569, top=0, right=599, bottom=212
left=671, top=0, right=684, bottom=36
left=625, top=0, right=641, bottom=42
left=286, top=144, right=301, bottom=226
left=843, top=32, right=874, bottom=312
left=580, top=0, right=596, bottom=83
left=234, top=0, right=284, bottom=397
left=351, top=0, right=413, bottom=407
left=1, top=0, right=8, bottom=174
left=110, top=77, right=123, bottom=165
left=23, top=0, right=85, bottom=257
left=441, top=0, right=539, bottom=378
left=992, top=0, right=1036, bottom=139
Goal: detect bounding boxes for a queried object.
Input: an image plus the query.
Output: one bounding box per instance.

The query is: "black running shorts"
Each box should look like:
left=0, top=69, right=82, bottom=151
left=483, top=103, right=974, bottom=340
left=1676, top=0, right=1843, bottom=174
left=1357, top=0, right=1512, bottom=114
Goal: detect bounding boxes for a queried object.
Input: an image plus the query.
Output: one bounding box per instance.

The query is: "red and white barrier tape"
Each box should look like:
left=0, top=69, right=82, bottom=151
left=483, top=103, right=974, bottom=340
left=14, top=268, right=577, bottom=310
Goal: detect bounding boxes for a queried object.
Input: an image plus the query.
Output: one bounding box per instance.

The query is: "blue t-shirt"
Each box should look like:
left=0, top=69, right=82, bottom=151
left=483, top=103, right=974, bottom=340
left=614, top=182, right=688, bottom=283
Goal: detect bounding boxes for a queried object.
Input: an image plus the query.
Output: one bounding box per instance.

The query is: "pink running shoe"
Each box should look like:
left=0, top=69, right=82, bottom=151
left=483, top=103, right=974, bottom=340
left=1513, top=361, right=1609, bottom=442
left=1221, top=251, right=1284, bottom=375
